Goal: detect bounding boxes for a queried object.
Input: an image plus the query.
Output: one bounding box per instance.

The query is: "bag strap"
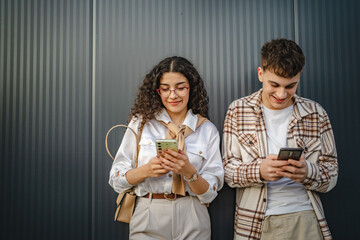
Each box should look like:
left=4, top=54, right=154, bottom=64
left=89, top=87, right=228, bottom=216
left=105, top=124, right=143, bottom=168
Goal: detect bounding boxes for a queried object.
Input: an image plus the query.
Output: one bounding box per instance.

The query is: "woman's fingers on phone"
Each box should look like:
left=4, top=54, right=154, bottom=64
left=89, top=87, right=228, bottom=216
left=160, top=156, right=180, bottom=171
left=162, top=149, right=188, bottom=163
left=155, top=166, right=169, bottom=172
left=164, top=149, right=182, bottom=159
left=159, top=158, right=173, bottom=169
left=160, top=151, right=178, bottom=163
left=166, top=149, right=188, bottom=161
left=159, top=156, right=171, bottom=165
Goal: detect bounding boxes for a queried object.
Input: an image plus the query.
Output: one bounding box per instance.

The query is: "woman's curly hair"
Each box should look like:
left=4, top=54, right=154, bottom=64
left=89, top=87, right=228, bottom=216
left=129, top=56, right=209, bottom=130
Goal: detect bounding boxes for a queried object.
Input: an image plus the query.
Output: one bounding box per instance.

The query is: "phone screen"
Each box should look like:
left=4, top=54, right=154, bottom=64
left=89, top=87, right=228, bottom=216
left=278, top=148, right=303, bottom=160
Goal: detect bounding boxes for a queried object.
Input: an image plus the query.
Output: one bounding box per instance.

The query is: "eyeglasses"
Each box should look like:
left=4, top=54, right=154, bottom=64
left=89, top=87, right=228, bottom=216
left=156, top=86, right=190, bottom=97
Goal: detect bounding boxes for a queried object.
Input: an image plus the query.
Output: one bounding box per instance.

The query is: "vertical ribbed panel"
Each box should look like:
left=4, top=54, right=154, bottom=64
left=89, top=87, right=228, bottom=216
left=296, top=0, right=360, bottom=238
left=95, top=0, right=294, bottom=130
left=2, top=0, right=360, bottom=239
left=0, top=0, right=91, bottom=239
left=94, top=1, right=294, bottom=239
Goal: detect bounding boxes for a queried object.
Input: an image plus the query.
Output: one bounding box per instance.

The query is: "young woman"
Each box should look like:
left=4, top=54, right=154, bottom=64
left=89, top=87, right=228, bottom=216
left=109, top=56, right=224, bottom=240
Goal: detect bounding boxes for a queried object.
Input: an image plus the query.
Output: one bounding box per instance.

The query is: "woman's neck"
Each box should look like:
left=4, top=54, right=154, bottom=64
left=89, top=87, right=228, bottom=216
left=166, top=109, right=187, bottom=126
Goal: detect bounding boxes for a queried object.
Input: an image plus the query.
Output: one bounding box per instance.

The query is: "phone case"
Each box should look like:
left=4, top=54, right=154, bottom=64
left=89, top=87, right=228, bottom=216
left=155, top=139, right=178, bottom=153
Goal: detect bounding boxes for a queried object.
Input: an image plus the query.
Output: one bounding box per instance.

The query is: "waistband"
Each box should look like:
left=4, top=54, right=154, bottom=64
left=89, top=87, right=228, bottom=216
left=142, top=193, right=189, bottom=201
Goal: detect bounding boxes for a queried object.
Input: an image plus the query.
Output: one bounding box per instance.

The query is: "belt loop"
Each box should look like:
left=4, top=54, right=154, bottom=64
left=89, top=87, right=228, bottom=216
left=145, top=192, right=152, bottom=204
left=262, top=216, right=270, bottom=232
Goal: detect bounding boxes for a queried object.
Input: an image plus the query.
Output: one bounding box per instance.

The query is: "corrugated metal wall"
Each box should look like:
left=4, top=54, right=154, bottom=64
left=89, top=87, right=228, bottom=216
left=0, top=0, right=92, bottom=239
left=95, top=1, right=295, bottom=239
left=1, top=0, right=359, bottom=239
left=296, top=1, right=360, bottom=239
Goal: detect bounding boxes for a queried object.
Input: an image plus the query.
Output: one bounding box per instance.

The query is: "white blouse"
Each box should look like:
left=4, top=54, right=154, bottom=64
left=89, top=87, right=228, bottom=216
left=109, top=109, right=224, bottom=204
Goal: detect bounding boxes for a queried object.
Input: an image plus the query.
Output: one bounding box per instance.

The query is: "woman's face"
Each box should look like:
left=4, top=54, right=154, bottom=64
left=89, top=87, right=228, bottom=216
left=158, top=72, right=190, bottom=117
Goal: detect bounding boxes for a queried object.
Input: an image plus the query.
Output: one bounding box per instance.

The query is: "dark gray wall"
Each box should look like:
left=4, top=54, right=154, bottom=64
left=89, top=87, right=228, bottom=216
left=1, top=0, right=359, bottom=239
left=0, top=0, right=92, bottom=239
left=296, top=1, right=360, bottom=239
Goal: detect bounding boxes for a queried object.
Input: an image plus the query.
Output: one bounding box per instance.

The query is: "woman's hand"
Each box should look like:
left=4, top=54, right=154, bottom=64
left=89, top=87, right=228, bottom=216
left=144, top=156, right=170, bottom=178
left=125, top=156, right=169, bottom=185
left=159, top=149, right=210, bottom=195
left=158, top=149, right=196, bottom=179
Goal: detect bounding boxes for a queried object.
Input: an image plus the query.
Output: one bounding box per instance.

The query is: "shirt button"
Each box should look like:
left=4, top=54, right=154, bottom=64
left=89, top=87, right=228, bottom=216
left=168, top=174, right=172, bottom=178
left=148, top=141, right=151, bottom=145
left=199, top=150, right=203, bottom=154
left=263, top=198, right=266, bottom=202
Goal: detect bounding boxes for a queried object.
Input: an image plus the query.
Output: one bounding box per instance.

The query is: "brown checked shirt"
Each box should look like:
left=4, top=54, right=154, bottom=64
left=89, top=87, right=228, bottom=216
left=222, top=89, right=338, bottom=240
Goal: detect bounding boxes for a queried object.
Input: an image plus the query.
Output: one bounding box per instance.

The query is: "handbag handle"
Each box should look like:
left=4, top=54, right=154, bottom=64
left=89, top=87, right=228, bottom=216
left=105, top=124, right=141, bottom=167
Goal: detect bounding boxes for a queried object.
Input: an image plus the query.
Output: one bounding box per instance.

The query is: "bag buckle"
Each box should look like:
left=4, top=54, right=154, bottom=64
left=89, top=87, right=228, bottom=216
left=164, top=193, right=177, bottom=201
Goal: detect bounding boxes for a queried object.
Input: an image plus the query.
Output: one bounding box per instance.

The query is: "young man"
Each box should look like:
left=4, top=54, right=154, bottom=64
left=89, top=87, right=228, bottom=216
left=222, top=38, right=338, bottom=240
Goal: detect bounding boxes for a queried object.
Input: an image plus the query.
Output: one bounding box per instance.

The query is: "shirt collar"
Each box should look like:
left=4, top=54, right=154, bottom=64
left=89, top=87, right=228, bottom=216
left=155, top=108, right=198, bottom=132
left=243, top=89, right=264, bottom=113
left=244, top=89, right=316, bottom=119
left=292, top=95, right=318, bottom=120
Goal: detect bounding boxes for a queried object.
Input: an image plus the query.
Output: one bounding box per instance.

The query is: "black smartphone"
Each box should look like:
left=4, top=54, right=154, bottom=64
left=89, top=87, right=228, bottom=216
left=277, top=147, right=303, bottom=160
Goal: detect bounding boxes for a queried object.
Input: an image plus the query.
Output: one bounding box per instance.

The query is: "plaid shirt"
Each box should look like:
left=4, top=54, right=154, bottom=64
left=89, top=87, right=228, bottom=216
left=222, top=89, right=338, bottom=240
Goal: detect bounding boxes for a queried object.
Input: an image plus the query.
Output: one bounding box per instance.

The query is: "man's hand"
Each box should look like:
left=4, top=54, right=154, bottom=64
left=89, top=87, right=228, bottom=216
left=260, top=154, right=290, bottom=181
left=277, top=154, right=308, bottom=183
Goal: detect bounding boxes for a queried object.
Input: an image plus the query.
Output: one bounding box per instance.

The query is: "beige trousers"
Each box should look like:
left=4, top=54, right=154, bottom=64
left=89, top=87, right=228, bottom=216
left=260, top=210, right=323, bottom=240
left=129, top=195, right=210, bottom=240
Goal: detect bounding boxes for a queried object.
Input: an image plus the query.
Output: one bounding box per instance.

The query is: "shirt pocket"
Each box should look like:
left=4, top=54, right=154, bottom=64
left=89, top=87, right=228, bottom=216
left=296, top=137, right=321, bottom=163
left=138, top=137, right=157, bottom=166
left=238, top=133, right=259, bottom=162
left=187, top=144, right=207, bottom=170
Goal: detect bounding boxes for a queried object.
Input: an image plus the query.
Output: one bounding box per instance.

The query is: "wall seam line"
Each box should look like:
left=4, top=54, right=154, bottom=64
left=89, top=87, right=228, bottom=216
left=91, top=0, right=96, bottom=239
left=294, top=0, right=299, bottom=43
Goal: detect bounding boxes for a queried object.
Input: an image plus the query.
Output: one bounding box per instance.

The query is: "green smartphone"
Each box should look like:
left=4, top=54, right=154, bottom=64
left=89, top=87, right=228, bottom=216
left=155, top=139, right=178, bottom=154
left=278, top=147, right=303, bottom=160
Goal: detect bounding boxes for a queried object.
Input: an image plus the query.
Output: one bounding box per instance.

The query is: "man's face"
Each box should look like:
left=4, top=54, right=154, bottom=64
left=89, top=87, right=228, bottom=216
left=258, top=67, right=301, bottom=110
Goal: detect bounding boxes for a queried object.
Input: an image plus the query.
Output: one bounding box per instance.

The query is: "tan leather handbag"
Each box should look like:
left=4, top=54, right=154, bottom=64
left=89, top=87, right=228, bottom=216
left=105, top=124, right=142, bottom=223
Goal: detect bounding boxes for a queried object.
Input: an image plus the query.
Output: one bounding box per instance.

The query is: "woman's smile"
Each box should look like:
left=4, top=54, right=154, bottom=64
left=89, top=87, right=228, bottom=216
left=168, top=100, right=182, bottom=106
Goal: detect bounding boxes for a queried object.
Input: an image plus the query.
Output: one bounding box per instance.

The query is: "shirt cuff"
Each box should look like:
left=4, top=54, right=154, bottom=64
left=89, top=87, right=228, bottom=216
left=112, top=169, right=134, bottom=191
left=302, top=161, right=316, bottom=188
left=196, top=184, right=218, bottom=204
left=235, top=160, right=264, bottom=184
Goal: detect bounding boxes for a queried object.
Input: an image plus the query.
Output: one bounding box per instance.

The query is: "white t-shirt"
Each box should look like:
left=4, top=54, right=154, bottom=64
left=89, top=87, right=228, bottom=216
left=262, top=104, right=313, bottom=216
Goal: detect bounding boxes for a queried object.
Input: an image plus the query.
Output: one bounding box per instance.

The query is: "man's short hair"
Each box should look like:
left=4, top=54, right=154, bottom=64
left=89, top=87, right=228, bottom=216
left=261, top=38, right=305, bottom=78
